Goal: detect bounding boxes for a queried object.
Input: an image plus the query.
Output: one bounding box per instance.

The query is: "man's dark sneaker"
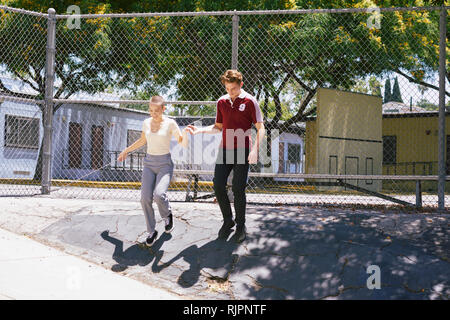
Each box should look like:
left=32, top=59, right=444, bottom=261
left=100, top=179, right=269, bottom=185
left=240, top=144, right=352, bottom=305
left=218, top=220, right=235, bottom=239
left=165, top=214, right=174, bottom=233
left=145, top=230, right=158, bottom=246
left=234, top=225, right=246, bottom=243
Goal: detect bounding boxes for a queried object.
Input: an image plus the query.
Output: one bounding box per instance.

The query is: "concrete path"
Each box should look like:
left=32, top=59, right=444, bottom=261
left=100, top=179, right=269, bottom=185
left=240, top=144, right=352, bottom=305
left=0, top=227, right=182, bottom=300
left=0, top=196, right=448, bottom=299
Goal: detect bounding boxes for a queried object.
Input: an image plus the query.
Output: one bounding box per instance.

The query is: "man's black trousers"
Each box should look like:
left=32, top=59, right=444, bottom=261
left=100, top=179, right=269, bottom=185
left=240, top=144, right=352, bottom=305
left=213, top=148, right=250, bottom=227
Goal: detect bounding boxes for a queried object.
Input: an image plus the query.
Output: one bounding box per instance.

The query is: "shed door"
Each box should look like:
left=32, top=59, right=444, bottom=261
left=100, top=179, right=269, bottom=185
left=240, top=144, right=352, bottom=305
left=69, top=123, right=82, bottom=169
left=278, top=142, right=284, bottom=173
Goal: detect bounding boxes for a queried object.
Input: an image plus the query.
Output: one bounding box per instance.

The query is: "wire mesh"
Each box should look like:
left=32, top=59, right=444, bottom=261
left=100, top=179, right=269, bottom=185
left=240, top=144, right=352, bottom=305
left=0, top=7, right=47, bottom=195
left=0, top=6, right=448, bottom=208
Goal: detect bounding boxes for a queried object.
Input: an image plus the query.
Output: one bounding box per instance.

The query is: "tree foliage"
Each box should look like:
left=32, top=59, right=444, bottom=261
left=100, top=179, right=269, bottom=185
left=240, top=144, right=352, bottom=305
left=391, top=77, right=403, bottom=103
left=0, top=0, right=447, bottom=130
left=1, top=0, right=446, bottom=177
left=384, top=79, right=392, bottom=103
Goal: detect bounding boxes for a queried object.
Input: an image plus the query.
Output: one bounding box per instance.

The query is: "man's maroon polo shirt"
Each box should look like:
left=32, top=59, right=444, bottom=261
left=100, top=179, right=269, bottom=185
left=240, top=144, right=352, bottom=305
left=215, top=90, right=263, bottom=149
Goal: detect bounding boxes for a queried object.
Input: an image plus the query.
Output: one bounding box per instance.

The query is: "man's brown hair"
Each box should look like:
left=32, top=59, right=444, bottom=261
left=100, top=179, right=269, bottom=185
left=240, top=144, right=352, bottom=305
left=220, top=69, right=243, bottom=85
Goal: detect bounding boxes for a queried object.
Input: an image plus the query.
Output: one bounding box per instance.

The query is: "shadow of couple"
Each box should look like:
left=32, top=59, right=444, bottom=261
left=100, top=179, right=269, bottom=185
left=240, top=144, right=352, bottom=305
left=100, top=230, right=239, bottom=288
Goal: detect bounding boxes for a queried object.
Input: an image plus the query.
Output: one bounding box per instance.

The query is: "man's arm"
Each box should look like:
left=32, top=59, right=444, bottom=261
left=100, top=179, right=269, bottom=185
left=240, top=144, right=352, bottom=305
left=248, top=122, right=265, bottom=164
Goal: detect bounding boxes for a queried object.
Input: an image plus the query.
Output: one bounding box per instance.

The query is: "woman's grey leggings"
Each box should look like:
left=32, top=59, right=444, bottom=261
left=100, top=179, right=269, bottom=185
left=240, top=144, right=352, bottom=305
left=141, top=153, right=174, bottom=234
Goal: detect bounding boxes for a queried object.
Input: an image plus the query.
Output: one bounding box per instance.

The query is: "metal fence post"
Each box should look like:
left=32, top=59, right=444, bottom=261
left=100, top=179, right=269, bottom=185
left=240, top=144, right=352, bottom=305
left=231, top=12, right=239, bottom=69
left=416, top=180, right=422, bottom=209
left=438, top=7, right=447, bottom=211
left=41, top=8, right=56, bottom=194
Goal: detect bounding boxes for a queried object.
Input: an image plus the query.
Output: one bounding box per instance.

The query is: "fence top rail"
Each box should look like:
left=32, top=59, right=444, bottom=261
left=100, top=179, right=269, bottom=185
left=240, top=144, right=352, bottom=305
left=0, top=5, right=48, bottom=17
left=54, top=6, right=448, bottom=19
left=1, top=5, right=447, bottom=19
left=52, top=99, right=216, bottom=105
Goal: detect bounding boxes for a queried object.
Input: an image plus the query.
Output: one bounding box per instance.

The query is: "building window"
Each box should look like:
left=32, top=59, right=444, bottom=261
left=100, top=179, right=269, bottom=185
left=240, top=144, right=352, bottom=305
left=4, top=115, right=39, bottom=149
left=287, top=143, right=301, bottom=163
left=383, top=136, right=396, bottom=164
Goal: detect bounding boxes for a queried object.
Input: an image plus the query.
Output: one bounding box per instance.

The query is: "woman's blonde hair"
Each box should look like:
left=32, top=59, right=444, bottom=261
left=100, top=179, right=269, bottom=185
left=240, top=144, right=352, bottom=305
left=149, top=95, right=165, bottom=107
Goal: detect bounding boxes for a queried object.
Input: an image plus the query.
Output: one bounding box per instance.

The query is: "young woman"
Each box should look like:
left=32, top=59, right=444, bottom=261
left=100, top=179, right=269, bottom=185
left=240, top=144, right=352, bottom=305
left=118, top=96, right=188, bottom=246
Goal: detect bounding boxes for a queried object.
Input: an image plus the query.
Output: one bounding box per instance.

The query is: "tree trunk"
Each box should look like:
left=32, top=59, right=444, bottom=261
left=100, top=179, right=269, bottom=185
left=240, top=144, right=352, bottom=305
left=33, top=104, right=62, bottom=181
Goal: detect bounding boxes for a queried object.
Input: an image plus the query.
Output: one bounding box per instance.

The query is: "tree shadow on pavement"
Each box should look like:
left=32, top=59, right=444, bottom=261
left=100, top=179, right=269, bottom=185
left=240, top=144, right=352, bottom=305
left=151, top=237, right=239, bottom=288
left=222, top=206, right=450, bottom=300
left=100, top=230, right=172, bottom=272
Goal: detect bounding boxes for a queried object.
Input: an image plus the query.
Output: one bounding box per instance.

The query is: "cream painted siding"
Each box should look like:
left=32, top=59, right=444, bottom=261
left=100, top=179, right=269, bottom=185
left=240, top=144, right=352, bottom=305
left=306, top=88, right=383, bottom=192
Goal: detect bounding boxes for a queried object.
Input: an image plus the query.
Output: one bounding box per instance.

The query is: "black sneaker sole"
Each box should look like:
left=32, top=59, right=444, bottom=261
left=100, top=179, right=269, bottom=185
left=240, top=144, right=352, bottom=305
left=218, top=222, right=236, bottom=239
left=234, top=227, right=247, bottom=243
left=218, top=228, right=233, bottom=240
left=235, top=233, right=246, bottom=243
left=145, top=231, right=158, bottom=246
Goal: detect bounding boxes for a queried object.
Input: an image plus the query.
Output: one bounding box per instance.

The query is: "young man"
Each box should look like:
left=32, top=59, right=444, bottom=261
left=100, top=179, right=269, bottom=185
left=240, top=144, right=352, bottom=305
left=187, top=70, right=265, bottom=243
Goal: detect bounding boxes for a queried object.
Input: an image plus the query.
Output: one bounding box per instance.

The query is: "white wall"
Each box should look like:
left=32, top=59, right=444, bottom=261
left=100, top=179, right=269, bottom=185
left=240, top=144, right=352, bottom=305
left=0, top=101, right=43, bottom=179
left=51, top=104, right=147, bottom=179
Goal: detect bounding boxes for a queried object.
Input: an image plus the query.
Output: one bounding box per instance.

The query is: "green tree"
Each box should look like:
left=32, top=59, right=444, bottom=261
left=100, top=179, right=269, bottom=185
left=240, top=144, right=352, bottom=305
left=372, top=1, right=449, bottom=97
left=369, top=76, right=382, bottom=97
left=0, top=0, right=142, bottom=179
left=417, top=98, right=438, bottom=110
left=391, top=77, right=403, bottom=103
left=342, top=76, right=382, bottom=97
left=384, top=79, right=392, bottom=103
left=1, top=0, right=447, bottom=176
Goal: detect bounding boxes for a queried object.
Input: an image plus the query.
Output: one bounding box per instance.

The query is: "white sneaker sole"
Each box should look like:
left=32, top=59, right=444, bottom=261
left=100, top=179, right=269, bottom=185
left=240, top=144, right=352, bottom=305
left=164, top=226, right=174, bottom=233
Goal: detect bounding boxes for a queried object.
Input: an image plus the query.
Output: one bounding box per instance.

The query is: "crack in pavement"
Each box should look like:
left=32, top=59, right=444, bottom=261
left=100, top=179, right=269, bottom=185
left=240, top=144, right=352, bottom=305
left=134, top=230, right=148, bottom=243
left=397, top=254, right=419, bottom=264
left=177, top=215, right=193, bottom=227
left=338, top=258, right=349, bottom=277
left=402, top=283, right=427, bottom=294
left=319, top=285, right=367, bottom=299
left=246, top=274, right=290, bottom=296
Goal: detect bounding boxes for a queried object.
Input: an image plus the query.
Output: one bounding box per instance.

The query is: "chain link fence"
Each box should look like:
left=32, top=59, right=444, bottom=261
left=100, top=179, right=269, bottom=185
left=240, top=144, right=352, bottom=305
left=0, top=5, right=449, bottom=209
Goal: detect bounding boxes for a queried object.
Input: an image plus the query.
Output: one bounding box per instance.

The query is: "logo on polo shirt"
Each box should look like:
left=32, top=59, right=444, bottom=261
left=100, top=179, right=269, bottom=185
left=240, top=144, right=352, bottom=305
left=238, top=103, right=246, bottom=111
